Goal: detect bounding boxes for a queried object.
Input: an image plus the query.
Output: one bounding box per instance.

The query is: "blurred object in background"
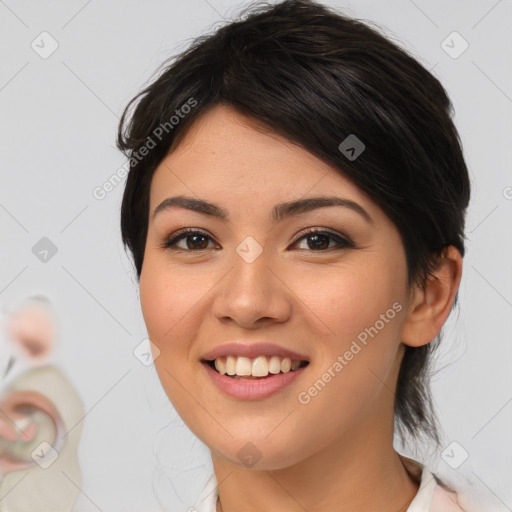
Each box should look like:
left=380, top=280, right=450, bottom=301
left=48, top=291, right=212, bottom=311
left=1, top=295, right=58, bottom=385
left=0, top=295, right=84, bottom=512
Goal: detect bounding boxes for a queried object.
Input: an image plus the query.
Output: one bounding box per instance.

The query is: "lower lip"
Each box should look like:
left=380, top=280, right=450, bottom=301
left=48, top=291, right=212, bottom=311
left=202, top=361, right=308, bottom=400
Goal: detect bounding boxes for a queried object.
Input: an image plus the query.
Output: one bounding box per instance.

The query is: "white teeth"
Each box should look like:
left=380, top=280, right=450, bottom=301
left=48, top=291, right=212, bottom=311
left=281, top=358, right=291, bottom=373
left=214, top=357, right=226, bottom=375
left=268, top=356, right=282, bottom=374
left=235, top=356, right=252, bottom=376
left=225, top=355, right=236, bottom=375
left=212, top=355, right=306, bottom=377
left=252, top=356, right=269, bottom=377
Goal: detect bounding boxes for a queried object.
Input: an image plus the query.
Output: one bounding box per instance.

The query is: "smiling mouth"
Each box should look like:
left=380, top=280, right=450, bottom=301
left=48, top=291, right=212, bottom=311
left=202, top=359, right=310, bottom=379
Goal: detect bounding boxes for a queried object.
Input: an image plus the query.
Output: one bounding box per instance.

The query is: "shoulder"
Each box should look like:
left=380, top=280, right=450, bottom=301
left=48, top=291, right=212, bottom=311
left=191, top=473, right=218, bottom=512
left=430, top=482, right=468, bottom=512
left=400, top=455, right=470, bottom=512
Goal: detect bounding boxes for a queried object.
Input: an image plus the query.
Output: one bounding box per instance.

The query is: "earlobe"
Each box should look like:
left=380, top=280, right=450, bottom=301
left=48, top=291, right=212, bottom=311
left=401, top=246, right=463, bottom=348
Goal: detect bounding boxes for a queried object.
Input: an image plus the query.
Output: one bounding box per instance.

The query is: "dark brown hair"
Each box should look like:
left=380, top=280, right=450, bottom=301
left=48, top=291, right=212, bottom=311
left=117, top=0, right=470, bottom=446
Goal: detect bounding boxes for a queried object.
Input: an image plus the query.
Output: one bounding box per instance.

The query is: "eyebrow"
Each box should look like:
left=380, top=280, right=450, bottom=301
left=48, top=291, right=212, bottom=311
left=152, top=195, right=374, bottom=225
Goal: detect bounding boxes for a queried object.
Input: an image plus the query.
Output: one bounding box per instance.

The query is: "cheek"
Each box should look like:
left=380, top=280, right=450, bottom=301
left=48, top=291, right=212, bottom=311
left=289, top=259, right=405, bottom=341
left=139, top=259, right=202, bottom=416
left=288, top=256, right=407, bottom=404
left=139, top=257, right=203, bottom=347
left=138, top=255, right=218, bottom=403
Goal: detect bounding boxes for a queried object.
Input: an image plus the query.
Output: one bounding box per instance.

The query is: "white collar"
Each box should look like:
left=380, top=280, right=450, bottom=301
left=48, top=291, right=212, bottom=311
left=403, top=457, right=438, bottom=512
left=192, top=458, right=439, bottom=512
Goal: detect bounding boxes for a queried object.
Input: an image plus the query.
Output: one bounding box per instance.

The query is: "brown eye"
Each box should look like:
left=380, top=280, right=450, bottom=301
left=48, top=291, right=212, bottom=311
left=162, top=229, right=218, bottom=251
left=161, top=228, right=354, bottom=253
left=292, top=229, right=354, bottom=251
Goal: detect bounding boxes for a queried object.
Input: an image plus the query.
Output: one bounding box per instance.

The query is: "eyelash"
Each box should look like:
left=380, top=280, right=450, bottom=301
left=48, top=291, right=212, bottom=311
left=160, top=227, right=355, bottom=253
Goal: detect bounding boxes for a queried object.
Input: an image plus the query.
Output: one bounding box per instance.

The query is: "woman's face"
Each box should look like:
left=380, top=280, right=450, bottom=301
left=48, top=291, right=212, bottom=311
left=140, top=104, right=414, bottom=470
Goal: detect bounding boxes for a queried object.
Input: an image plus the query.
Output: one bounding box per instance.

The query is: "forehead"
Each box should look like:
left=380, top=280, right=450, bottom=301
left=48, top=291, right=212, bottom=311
left=159, top=104, right=327, bottom=178
left=148, top=104, right=379, bottom=221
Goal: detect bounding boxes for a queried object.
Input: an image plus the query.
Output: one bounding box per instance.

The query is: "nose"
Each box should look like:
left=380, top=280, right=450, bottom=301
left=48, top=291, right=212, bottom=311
left=211, top=248, right=292, bottom=329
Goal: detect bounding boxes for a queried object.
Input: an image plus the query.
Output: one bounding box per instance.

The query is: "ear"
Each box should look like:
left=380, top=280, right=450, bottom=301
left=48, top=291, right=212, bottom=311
left=401, top=245, right=463, bottom=348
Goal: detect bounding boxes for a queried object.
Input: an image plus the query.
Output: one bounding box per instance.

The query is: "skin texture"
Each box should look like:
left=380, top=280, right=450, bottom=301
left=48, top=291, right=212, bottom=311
left=139, top=104, right=463, bottom=512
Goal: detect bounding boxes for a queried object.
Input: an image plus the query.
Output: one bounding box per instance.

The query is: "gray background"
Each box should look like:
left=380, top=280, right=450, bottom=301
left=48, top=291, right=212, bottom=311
left=0, top=0, right=511, bottom=511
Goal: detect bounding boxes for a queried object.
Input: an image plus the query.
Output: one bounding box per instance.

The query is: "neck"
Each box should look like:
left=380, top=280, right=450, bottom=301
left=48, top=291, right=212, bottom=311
left=212, top=422, right=420, bottom=512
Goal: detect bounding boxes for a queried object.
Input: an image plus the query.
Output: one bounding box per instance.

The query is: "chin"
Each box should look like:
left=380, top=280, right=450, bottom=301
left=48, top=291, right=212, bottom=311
left=207, top=431, right=315, bottom=471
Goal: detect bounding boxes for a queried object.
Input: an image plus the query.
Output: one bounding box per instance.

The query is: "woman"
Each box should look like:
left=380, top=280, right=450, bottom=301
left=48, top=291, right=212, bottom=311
left=117, top=1, right=479, bottom=510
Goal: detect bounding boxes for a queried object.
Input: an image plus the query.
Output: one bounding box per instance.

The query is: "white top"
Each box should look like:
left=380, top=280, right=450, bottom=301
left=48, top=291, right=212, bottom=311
left=191, top=457, right=467, bottom=512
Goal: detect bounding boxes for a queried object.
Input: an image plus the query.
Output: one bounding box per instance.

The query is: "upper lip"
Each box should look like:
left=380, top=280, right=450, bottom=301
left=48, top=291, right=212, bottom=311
left=201, top=342, right=310, bottom=362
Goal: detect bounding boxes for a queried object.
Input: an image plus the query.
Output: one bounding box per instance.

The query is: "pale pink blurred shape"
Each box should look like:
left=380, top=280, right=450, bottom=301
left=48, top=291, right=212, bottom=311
left=6, top=295, right=57, bottom=363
